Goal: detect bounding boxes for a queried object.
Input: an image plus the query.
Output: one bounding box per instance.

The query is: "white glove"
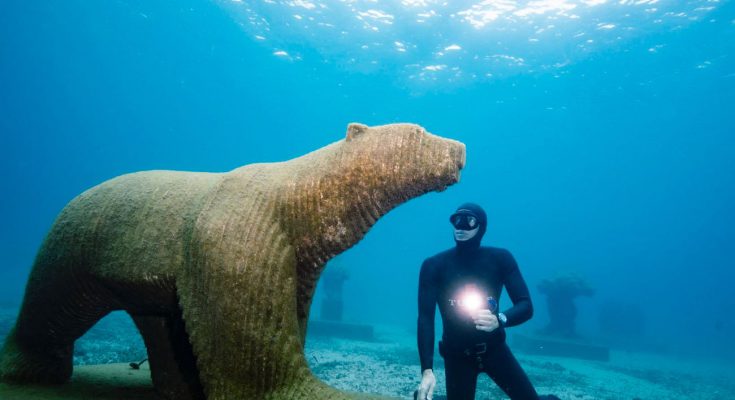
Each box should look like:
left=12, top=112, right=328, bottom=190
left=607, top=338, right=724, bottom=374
left=416, top=369, right=436, bottom=400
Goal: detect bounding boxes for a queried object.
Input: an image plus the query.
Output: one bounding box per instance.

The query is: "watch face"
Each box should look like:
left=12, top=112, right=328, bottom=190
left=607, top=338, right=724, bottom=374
left=487, top=297, right=498, bottom=313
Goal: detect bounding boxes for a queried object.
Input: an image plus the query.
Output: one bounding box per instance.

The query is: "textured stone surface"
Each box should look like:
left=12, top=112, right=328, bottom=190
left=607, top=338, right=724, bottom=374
left=0, top=123, right=465, bottom=399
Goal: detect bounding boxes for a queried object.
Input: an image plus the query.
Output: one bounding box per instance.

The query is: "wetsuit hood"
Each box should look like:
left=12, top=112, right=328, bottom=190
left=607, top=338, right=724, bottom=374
left=450, top=202, right=487, bottom=251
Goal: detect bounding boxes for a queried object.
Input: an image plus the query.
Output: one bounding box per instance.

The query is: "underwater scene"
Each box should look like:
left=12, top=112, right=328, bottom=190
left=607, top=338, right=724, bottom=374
left=1, top=0, right=734, bottom=399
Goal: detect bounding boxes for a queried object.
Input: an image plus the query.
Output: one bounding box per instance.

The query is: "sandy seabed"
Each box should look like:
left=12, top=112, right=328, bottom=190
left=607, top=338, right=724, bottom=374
left=305, top=324, right=735, bottom=400
left=1, top=310, right=733, bottom=399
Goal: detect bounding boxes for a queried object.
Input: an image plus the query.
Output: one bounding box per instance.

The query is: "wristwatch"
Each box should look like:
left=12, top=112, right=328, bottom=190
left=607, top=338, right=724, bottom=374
left=498, top=312, right=507, bottom=326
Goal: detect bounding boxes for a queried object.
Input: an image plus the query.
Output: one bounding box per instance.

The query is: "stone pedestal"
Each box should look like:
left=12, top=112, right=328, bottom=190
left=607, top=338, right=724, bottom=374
left=308, top=320, right=374, bottom=341
left=511, top=334, right=610, bottom=362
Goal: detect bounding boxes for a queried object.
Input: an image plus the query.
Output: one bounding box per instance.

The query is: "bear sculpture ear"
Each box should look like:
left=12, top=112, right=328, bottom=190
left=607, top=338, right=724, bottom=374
left=346, top=123, right=369, bottom=142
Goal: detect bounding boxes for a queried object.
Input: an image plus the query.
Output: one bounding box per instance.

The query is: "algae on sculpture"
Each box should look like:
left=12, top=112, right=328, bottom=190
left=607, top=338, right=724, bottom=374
left=0, top=123, right=465, bottom=400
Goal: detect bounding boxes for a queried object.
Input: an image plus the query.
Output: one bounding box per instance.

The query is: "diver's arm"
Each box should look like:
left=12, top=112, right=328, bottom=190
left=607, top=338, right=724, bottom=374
left=417, top=259, right=437, bottom=372
left=499, top=250, right=533, bottom=327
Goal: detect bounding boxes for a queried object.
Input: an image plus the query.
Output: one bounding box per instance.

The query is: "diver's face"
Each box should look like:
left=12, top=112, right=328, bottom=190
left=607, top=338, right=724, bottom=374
left=454, top=227, right=479, bottom=241
left=451, top=213, right=480, bottom=241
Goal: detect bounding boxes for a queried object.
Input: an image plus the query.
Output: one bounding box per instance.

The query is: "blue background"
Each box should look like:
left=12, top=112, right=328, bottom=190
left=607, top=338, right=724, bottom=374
left=1, top=0, right=734, bottom=364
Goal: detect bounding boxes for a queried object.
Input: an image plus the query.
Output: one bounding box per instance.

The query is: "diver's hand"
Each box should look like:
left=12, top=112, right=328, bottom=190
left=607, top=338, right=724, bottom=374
left=417, top=369, right=436, bottom=400
left=473, top=309, right=499, bottom=332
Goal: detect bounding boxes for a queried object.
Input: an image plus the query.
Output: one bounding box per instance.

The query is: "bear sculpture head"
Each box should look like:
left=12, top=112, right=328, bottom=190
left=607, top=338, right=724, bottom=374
left=285, top=122, right=466, bottom=271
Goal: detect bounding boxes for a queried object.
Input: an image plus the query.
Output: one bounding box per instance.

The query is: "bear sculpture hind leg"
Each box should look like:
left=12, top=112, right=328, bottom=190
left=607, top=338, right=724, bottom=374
left=131, top=313, right=205, bottom=400
left=0, top=326, right=74, bottom=384
left=0, top=266, right=114, bottom=384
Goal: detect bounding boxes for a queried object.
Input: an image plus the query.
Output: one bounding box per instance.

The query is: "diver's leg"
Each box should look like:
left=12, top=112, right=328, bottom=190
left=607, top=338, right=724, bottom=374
left=443, top=355, right=479, bottom=400
left=483, top=343, right=538, bottom=400
left=131, top=313, right=204, bottom=400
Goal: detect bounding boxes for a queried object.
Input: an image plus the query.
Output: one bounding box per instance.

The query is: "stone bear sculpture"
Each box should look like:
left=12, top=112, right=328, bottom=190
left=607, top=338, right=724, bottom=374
left=0, top=123, right=465, bottom=399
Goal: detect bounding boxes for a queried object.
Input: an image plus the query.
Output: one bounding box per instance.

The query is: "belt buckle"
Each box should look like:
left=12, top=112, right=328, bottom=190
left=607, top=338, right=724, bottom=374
left=474, top=343, right=487, bottom=354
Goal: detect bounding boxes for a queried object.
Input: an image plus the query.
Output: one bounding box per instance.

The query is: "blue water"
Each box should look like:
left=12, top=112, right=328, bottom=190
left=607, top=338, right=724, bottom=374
left=1, top=0, right=734, bottom=384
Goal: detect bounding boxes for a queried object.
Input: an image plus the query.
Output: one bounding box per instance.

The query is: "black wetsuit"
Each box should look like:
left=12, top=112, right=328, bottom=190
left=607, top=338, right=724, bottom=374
left=417, top=203, right=542, bottom=400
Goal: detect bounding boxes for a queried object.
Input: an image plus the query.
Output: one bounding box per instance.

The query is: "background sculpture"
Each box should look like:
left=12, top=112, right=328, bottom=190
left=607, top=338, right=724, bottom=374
left=321, top=264, right=350, bottom=322
left=538, top=273, right=595, bottom=338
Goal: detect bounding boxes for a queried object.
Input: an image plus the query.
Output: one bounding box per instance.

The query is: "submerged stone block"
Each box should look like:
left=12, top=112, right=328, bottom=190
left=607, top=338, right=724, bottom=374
left=308, top=320, right=375, bottom=341
left=511, top=334, right=610, bottom=362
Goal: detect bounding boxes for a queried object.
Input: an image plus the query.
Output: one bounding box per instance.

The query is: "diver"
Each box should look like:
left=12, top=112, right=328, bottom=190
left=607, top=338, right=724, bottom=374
left=416, top=203, right=560, bottom=400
